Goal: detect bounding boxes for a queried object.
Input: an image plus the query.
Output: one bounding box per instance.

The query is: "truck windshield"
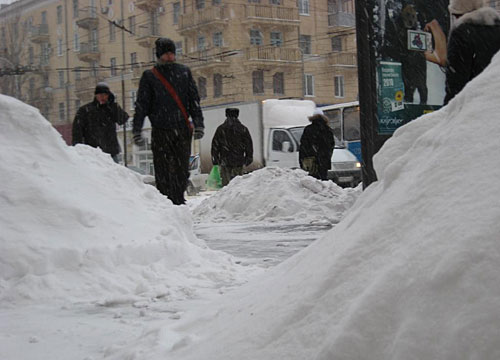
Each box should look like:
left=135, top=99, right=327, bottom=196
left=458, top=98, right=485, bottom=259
left=289, top=127, right=304, bottom=145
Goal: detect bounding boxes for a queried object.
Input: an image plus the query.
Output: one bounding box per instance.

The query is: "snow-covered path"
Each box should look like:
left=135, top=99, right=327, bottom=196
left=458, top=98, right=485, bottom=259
left=195, top=221, right=332, bottom=267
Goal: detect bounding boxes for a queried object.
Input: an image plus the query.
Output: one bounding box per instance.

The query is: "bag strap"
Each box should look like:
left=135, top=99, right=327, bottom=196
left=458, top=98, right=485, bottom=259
left=151, top=67, right=193, bottom=132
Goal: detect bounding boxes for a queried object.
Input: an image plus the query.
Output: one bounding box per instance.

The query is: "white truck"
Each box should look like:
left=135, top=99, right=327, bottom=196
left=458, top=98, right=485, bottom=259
left=198, top=99, right=362, bottom=187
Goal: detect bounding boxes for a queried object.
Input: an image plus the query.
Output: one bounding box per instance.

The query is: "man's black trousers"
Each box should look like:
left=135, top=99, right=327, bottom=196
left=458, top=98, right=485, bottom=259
left=151, top=127, right=192, bottom=205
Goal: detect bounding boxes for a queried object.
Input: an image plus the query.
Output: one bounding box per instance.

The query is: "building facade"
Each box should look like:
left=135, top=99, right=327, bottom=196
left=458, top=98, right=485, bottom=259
left=1, top=0, right=358, bottom=165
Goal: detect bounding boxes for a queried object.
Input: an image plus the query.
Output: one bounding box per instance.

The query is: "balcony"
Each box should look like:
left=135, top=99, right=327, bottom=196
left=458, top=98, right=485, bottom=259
left=29, top=24, right=50, bottom=43
left=182, top=47, right=233, bottom=70
left=245, top=46, right=302, bottom=65
left=135, top=0, right=162, bottom=12
left=328, top=51, right=357, bottom=67
left=243, top=5, right=299, bottom=28
left=76, top=6, right=98, bottom=29
left=179, top=6, right=228, bottom=33
left=136, top=24, right=159, bottom=48
left=77, top=42, right=100, bottom=62
left=328, top=12, right=356, bottom=29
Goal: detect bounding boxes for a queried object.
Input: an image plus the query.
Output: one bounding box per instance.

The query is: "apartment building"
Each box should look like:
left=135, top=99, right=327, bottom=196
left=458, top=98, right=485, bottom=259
left=0, top=0, right=358, bottom=163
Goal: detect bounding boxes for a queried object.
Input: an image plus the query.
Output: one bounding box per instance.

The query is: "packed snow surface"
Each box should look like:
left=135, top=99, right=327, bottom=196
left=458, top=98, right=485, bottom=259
left=0, top=95, right=243, bottom=306
left=193, top=167, right=361, bottom=224
left=110, top=55, right=500, bottom=359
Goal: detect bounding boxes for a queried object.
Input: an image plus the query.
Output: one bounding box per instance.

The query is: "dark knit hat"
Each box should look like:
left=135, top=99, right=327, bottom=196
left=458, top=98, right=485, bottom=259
left=95, top=82, right=110, bottom=95
left=155, top=37, right=176, bottom=58
left=226, top=108, right=239, bottom=118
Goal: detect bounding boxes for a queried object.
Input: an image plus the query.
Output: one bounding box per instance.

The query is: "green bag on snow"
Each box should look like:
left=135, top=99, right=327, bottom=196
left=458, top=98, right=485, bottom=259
left=206, top=165, right=222, bottom=190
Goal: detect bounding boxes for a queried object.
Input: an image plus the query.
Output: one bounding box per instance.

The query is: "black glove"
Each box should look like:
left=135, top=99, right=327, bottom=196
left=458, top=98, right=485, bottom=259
left=133, top=132, right=145, bottom=147
left=193, top=127, right=204, bottom=140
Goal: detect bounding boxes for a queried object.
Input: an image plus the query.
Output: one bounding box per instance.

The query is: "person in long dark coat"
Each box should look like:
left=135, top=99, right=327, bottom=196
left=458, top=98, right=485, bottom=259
left=132, top=38, right=204, bottom=205
left=211, top=108, right=253, bottom=186
left=299, top=110, right=335, bottom=181
left=445, top=0, right=500, bottom=104
left=72, top=82, right=129, bottom=162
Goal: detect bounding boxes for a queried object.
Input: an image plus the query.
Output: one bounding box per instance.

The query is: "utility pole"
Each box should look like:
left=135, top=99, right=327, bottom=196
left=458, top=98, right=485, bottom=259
left=64, top=0, right=71, bottom=123
left=120, top=0, right=128, bottom=166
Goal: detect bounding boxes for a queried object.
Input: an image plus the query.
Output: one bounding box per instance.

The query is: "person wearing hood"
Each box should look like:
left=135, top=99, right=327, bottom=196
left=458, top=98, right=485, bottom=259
left=444, top=0, right=500, bottom=104
left=132, top=37, right=204, bottom=205
left=72, top=82, right=129, bottom=163
left=299, top=109, right=335, bottom=181
left=211, top=108, right=253, bottom=186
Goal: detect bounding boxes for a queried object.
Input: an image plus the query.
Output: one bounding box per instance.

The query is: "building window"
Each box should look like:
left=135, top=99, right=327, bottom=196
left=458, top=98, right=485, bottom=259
left=304, top=74, right=314, bottom=96
left=58, top=71, right=65, bottom=88
left=196, top=0, right=205, bottom=9
left=252, top=70, right=264, bottom=94
left=273, top=72, right=284, bottom=94
left=57, top=38, right=63, bottom=56
left=73, top=0, right=79, bottom=18
left=130, top=52, right=137, bottom=69
left=270, top=31, right=282, bottom=47
left=75, top=67, right=82, bottom=80
left=29, top=78, right=35, bottom=99
left=198, top=77, right=207, bottom=99
left=298, top=0, right=309, bottom=14
left=299, top=35, right=311, bottom=54
left=269, top=0, right=281, bottom=4
left=248, top=0, right=261, bottom=3
left=110, top=57, right=117, bottom=76
left=91, top=29, right=98, bottom=51
left=130, top=90, right=137, bottom=110
left=59, top=103, right=65, bottom=121
left=213, top=32, right=223, bottom=47
left=173, top=2, right=180, bottom=25
left=28, top=47, right=34, bottom=65
left=73, top=32, right=80, bottom=52
left=213, top=73, right=223, bottom=98
left=57, top=6, right=63, bottom=24
left=335, top=75, right=345, bottom=97
left=42, top=73, right=49, bottom=87
left=41, top=43, right=50, bottom=65
left=250, top=29, right=262, bottom=45
left=109, top=21, right=116, bottom=41
left=41, top=11, right=47, bottom=25
left=175, top=41, right=183, bottom=55
left=91, top=61, right=98, bottom=77
left=75, top=99, right=81, bottom=113
left=197, top=35, right=206, bottom=51
left=331, top=36, right=343, bottom=52
left=129, top=16, right=136, bottom=35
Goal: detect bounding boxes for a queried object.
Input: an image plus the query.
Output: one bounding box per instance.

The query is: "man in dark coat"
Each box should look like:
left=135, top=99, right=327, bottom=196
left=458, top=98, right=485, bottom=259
left=72, top=82, right=129, bottom=162
left=445, top=0, right=500, bottom=104
left=211, top=108, right=253, bottom=186
left=132, top=38, right=204, bottom=205
left=299, top=109, right=335, bottom=181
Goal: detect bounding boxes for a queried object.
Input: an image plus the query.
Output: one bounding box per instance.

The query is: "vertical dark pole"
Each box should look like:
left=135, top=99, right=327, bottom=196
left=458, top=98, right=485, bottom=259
left=120, top=0, right=128, bottom=166
left=355, top=0, right=390, bottom=188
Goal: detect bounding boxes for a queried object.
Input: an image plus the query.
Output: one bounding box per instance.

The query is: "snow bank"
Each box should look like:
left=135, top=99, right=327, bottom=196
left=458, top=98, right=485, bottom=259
left=193, top=167, right=361, bottom=224
left=114, top=55, right=500, bottom=359
left=0, top=95, right=241, bottom=305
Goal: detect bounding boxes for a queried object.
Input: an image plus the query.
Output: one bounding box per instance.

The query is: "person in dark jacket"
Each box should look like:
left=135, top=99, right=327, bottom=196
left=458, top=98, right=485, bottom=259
left=299, top=109, right=335, bottom=181
left=72, top=82, right=129, bottom=162
left=444, top=0, right=500, bottom=104
left=211, top=108, right=253, bottom=186
left=132, top=38, right=204, bottom=205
